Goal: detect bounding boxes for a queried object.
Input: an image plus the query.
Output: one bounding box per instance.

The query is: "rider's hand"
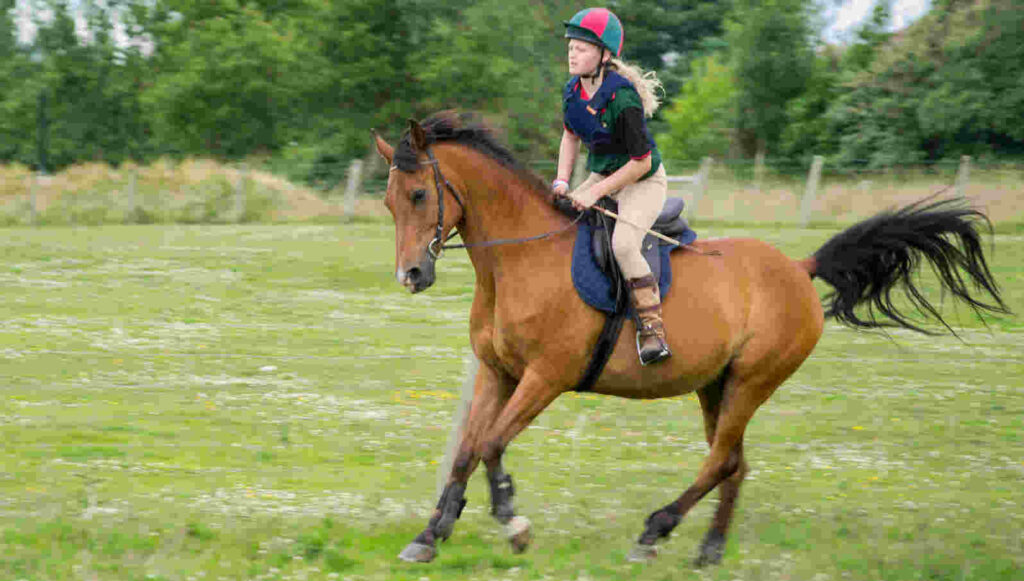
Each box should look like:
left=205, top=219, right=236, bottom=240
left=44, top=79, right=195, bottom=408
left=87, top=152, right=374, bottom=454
left=569, top=188, right=600, bottom=211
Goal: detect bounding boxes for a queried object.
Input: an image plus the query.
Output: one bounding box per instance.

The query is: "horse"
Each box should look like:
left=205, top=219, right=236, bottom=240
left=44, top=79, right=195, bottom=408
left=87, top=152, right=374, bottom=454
left=371, top=111, right=1009, bottom=566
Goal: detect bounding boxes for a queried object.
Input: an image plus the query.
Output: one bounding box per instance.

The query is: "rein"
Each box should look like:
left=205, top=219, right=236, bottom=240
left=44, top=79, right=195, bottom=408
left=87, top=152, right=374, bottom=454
left=399, top=145, right=584, bottom=260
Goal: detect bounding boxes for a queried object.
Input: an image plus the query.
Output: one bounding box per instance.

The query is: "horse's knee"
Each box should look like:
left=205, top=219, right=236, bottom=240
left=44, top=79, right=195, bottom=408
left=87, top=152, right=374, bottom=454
left=451, top=450, right=474, bottom=480
left=480, top=439, right=505, bottom=465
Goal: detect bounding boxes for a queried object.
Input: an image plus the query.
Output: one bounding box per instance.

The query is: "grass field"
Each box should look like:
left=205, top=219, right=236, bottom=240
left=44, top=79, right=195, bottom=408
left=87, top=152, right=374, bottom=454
left=1, top=221, right=1022, bottom=581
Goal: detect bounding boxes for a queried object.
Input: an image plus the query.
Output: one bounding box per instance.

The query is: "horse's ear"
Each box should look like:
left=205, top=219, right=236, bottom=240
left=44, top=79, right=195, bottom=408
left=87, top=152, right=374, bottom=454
left=407, top=118, right=428, bottom=151
left=372, top=129, right=393, bottom=164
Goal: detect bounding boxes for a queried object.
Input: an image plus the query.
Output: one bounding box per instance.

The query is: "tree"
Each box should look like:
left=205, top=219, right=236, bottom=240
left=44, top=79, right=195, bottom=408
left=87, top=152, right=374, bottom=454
left=0, top=1, right=154, bottom=168
left=142, top=1, right=319, bottom=157
left=414, top=0, right=569, bottom=158
left=915, top=0, right=1024, bottom=156
left=725, top=0, right=815, bottom=157
left=842, top=0, right=892, bottom=72
left=614, top=0, right=731, bottom=71
left=821, top=0, right=1024, bottom=167
left=658, top=53, right=736, bottom=161
left=0, top=0, right=26, bottom=161
left=779, top=47, right=842, bottom=160
left=612, top=0, right=732, bottom=107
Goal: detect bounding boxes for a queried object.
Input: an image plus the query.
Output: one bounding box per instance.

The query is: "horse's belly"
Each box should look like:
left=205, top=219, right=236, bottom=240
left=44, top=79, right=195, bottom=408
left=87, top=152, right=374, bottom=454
left=587, top=329, right=733, bottom=399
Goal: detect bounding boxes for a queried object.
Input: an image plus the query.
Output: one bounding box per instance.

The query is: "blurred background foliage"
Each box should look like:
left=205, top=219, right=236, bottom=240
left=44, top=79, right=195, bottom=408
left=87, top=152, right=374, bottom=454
left=1, top=0, right=1022, bottom=188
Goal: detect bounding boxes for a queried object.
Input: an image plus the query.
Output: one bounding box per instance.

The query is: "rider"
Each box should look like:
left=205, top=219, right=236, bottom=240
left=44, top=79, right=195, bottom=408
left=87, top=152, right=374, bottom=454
left=553, top=7, right=671, bottom=366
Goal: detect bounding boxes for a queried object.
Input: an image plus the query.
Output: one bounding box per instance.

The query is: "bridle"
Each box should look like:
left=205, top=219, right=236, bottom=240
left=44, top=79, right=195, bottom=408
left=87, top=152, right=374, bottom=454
left=422, top=146, right=464, bottom=260
left=392, top=144, right=583, bottom=261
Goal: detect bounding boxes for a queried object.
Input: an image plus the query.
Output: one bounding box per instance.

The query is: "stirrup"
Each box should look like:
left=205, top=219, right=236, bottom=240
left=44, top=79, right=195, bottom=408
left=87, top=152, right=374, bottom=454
left=636, top=331, right=671, bottom=366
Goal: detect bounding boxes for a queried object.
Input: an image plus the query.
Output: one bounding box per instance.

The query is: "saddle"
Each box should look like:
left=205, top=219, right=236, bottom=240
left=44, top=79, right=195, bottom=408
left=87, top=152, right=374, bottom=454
left=590, top=196, right=690, bottom=286
left=554, top=195, right=697, bottom=391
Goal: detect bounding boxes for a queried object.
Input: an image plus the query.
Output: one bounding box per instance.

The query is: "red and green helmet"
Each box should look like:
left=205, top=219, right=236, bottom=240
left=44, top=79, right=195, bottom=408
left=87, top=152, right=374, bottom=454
left=564, top=7, right=624, bottom=57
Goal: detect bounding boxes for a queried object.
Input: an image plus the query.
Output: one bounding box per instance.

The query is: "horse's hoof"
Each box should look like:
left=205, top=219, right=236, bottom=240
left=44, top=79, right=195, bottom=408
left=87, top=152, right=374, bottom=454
left=694, top=550, right=722, bottom=568
left=398, top=542, right=436, bottom=563
left=506, top=516, right=531, bottom=554
left=694, top=530, right=725, bottom=567
left=627, top=542, right=658, bottom=562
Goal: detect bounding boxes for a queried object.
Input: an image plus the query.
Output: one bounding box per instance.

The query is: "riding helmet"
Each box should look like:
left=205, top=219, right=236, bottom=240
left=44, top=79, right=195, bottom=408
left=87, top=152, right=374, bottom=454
left=564, top=7, right=624, bottom=57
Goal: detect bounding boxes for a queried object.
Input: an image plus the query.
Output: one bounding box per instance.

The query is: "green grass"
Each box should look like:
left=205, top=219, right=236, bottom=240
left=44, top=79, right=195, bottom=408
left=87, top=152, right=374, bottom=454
left=1, top=223, right=1021, bottom=580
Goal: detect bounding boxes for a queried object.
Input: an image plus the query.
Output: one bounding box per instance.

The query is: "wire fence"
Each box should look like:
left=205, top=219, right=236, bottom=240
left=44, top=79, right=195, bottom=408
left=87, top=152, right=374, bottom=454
left=2, top=155, right=1022, bottom=227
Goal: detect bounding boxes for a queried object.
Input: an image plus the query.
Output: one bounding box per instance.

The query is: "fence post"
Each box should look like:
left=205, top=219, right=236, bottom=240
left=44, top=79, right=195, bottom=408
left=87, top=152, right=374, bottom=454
left=800, top=155, right=824, bottom=227
left=234, top=164, right=248, bottom=223
left=343, top=159, right=364, bottom=222
left=28, top=173, right=38, bottom=226
left=955, top=155, right=971, bottom=196
left=753, top=148, right=765, bottom=194
left=688, top=157, right=714, bottom=220
left=127, top=169, right=137, bottom=223
left=437, top=355, right=477, bottom=498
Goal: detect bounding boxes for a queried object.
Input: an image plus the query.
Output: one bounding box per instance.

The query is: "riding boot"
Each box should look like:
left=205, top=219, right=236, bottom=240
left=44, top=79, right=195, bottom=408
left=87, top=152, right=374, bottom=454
left=627, top=274, right=672, bottom=366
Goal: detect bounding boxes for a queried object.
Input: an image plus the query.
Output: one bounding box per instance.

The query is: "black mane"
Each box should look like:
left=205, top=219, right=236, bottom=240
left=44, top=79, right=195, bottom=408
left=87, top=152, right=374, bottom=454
left=393, top=111, right=551, bottom=197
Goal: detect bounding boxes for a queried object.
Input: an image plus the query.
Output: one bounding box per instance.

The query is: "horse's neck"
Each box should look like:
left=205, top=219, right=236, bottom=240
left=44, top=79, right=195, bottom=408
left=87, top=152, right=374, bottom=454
left=439, top=146, right=574, bottom=283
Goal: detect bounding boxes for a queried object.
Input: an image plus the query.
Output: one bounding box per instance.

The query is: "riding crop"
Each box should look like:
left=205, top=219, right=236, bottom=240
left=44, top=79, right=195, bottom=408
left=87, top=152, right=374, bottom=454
left=589, top=205, right=720, bottom=256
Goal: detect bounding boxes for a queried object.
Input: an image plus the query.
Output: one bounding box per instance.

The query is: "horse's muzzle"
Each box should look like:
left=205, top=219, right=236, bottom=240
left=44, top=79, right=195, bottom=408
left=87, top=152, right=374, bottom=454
left=396, top=255, right=436, bottom=293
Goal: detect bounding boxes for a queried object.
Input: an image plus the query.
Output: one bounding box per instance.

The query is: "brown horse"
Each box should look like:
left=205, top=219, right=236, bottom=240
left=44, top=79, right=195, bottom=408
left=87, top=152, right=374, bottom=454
left=372, top=112, right=1008, bottom=566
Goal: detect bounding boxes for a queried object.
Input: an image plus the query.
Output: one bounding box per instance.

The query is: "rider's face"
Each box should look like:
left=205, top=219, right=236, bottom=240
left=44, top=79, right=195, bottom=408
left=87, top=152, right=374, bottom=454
left=568, top=39, right=605, bottom=76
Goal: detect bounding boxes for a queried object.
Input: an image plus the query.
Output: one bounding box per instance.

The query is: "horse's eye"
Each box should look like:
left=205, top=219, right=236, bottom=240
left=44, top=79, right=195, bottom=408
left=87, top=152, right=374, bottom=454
left=411, top=189, right=427, bottom=204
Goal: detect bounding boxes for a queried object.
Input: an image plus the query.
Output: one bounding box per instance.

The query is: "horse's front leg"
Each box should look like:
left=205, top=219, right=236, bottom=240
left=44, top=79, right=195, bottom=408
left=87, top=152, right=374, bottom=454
left=485, top=457, right=531, bottom=553
left=398, top=361, right=513, bottom=563
left=478, top=367, right=565, bottom=554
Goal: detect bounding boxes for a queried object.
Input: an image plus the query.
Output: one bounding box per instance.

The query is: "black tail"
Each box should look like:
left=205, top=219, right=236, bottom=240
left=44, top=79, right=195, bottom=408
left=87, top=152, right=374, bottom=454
left=808, top=196, right=1010, bottom=334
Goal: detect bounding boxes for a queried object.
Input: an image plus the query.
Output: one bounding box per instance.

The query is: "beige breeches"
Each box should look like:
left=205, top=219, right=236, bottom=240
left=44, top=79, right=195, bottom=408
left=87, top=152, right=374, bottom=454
left=576, top=165, right=667, bottom=280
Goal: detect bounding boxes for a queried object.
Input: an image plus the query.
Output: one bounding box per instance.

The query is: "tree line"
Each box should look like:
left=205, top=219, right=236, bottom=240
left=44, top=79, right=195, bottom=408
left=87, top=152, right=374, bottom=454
left=1, top=0, right=1021, bottom=189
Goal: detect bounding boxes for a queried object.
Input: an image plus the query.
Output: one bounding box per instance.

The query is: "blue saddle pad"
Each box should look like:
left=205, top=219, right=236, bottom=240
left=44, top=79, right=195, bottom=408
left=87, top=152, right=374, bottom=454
left=571, top=221, right=697, bottom=314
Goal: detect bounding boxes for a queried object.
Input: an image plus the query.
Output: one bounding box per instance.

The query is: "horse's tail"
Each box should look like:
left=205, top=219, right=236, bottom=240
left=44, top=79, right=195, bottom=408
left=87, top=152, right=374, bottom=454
left=799, top=196, right=1011, bottom=334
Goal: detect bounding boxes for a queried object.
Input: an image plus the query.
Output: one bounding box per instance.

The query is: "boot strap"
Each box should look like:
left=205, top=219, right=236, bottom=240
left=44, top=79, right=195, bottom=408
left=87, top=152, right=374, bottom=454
left=635, top=305, right=661, bottom=316
left=627, top=275, right=657, bottom=290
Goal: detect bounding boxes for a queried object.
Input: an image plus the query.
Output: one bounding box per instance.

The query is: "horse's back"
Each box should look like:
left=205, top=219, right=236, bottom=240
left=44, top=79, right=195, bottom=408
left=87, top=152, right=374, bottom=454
left=673, top=236, right=823, bottom=334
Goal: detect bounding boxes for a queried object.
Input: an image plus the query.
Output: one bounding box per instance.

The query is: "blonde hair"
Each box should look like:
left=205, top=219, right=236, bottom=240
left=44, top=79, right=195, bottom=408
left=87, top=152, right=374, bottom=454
left=608, top=58, right=663, bottom=118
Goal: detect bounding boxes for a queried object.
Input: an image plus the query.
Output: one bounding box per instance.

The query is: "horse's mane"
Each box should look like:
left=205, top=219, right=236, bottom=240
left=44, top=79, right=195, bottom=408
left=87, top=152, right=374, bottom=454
left=394, top=111, right=554, bottom=205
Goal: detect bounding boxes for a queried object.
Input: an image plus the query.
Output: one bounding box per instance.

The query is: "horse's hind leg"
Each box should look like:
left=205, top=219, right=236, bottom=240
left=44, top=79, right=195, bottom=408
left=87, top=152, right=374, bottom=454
left=398, top=362, right=514, bottom=563
left=693, top=380, right=748, bottom=567
left=628, top=373, right=773, bottom=563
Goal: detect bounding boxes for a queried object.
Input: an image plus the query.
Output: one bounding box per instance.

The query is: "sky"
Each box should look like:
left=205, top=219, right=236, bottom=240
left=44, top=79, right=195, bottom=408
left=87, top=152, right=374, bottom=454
left=14, top=0, right=934, bottom=47
left=822, top=0, right=932, bottom=42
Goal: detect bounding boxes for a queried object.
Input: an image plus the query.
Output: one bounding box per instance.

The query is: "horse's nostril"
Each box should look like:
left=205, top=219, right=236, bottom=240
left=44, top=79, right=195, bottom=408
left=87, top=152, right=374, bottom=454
left=407, top=267, right=422, bottom=284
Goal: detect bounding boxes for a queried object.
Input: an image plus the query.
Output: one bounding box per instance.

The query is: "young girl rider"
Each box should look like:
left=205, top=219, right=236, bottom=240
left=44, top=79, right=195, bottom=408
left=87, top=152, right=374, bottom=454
left=553, top=7, right=671, bottom=366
